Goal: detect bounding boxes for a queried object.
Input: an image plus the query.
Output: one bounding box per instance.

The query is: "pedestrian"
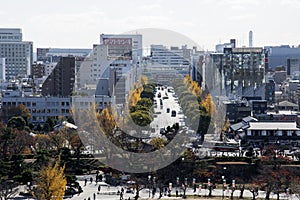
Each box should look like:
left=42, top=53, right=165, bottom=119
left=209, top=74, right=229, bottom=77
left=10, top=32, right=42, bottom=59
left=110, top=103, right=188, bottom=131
left=93, top=193, right=96, bottom=200
left=78, top=186, right=83, bottom=193
left=152, top=187, right=156, bottom=198
left=84, top=178, right=87, bottom=186
left=120, top=191, right=123, bottom=200
left=90, top=177, right=93, bottom=183
left=98, top=185, right=101, bottom=194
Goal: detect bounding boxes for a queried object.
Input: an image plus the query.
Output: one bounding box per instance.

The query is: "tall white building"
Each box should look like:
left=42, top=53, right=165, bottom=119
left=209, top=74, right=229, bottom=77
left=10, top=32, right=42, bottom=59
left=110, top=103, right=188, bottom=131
left=0, top=28, right=33, bottom=79
left=0, top=58, right=5, bottom=80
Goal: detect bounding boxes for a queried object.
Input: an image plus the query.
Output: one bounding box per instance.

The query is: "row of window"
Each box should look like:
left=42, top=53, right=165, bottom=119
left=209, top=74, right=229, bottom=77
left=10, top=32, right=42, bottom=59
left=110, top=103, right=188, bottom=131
left=31, top=108, right=70, bottom=114
left=247, top=130, right=300, bottom=137
left=0, top=36, right=20, bottom=40
left=2, top=101, right=70, bottom=107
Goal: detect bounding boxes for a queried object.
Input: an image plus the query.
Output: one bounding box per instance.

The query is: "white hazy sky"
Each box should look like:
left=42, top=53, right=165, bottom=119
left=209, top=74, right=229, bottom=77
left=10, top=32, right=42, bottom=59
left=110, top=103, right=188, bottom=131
left=2, top=0, right=300, bottom=51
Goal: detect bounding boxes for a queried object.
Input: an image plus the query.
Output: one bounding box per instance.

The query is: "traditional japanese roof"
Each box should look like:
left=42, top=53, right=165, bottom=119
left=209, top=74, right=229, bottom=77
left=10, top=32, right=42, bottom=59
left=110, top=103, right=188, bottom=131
left=247, top=121, right=300, bottom=130
left=278, top=100, right=298, bottom=107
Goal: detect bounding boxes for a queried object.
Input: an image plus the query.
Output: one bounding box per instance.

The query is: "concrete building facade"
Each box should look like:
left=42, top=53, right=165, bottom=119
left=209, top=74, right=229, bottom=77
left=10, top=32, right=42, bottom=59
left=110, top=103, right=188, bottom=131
left=0, top=28, right=33, bottom=79
left=37, top=48, right=91, bottom=63
left=42, top=57, right=76, bottom=97
left=0, top=58, right=5, bottom=80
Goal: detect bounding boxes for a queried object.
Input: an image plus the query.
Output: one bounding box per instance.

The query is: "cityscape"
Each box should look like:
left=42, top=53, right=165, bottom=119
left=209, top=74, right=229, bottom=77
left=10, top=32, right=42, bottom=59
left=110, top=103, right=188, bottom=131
left=2, top=1, right=300, bottom=200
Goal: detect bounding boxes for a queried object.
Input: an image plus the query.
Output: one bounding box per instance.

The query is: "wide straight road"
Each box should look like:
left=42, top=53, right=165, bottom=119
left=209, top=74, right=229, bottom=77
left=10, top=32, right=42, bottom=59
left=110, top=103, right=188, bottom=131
left=149, top=86, right=185, bottom=138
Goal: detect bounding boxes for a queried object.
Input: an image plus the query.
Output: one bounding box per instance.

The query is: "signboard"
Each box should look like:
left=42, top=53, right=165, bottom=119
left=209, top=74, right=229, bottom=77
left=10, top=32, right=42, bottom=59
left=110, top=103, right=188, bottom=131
left=103, top=38, right=132, bottom=46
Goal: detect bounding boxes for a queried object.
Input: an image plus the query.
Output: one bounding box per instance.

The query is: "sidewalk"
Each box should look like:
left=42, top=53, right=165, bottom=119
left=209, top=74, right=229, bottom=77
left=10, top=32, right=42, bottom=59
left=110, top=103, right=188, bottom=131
left=13, top=176, right=299, bottom=200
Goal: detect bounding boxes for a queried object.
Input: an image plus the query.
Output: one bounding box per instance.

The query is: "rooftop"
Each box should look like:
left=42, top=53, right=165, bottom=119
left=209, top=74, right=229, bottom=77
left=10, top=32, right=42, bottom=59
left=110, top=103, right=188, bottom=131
left=248, top=121, right=300, bottom=130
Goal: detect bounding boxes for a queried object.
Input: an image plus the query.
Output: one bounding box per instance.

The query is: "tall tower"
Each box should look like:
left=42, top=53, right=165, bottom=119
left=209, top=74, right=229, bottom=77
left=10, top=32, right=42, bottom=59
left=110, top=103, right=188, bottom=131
left=249, top=30, right=253, bottom=47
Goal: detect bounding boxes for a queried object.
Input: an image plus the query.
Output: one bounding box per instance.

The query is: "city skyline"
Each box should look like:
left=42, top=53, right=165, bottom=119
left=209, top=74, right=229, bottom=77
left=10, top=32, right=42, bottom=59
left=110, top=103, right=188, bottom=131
left=1, top=0, right=300, bottom=50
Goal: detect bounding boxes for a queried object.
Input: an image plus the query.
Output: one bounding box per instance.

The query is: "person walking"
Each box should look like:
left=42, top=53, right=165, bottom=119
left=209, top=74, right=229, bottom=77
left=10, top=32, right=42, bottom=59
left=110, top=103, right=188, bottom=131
left=120, top=191, right=124, bottom=200
left=98, top=185, right=101, bottom=194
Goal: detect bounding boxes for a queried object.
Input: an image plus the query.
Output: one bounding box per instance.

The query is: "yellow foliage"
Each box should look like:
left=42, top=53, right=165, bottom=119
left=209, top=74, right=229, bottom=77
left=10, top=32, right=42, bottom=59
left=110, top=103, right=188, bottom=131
left=150, top=137, right=166, bottom=149
left=222, top=118, right=231, bottom=133
left=128, top=88, right=142, bottom=107
left=35, top=158, right=67, bottom=200
left=183, top=75, right=203, bottom=98
left=139, top=75, right=148, bottom=86
left=190, top=81, right=202, bottom=97
left=184, top=75, right=192, bottom=85
left=201, top=94, right=216, bottom=116
left=97, top=107, right=116, bottom=136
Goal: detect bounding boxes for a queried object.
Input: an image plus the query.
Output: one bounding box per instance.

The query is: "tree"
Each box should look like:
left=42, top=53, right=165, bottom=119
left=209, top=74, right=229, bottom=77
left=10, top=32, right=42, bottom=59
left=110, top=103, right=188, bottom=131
left=7, top=116, right=26, bottom=130
left=97, top=107, right=116, bottom=137
left=201, top=94, right=216, bottom=116
left=128, top=88, right=142, bottom=107
left=130, top=111, right=153, bottom=127
left=44, top=117, right=57, bottom=132
left=0, top=124, right=17, bottom=159
left=3, top=104, right=31, bottom=125
left=34, top=158, right=67, bottom=200
left=150, top=138, right=166, bottom=150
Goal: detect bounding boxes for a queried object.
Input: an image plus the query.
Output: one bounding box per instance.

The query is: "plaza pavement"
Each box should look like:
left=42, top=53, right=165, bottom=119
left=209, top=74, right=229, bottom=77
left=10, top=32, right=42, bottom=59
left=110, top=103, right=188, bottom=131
left=13, top=174, right=298, bottom=200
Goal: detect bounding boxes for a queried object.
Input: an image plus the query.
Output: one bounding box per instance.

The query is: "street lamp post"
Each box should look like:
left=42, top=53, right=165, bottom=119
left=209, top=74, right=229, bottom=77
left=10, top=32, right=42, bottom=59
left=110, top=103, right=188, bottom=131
left=148, top=175, right=151, bottom=198
left=222, top=176, right=225, bottom=200
left=207, top=178, right=211, bottom=197
left=169, top=182, right=172, bottom=197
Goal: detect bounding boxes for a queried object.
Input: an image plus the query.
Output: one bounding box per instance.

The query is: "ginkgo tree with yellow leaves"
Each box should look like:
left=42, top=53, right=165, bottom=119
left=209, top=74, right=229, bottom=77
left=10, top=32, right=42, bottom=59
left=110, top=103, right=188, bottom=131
left=34, top=158, right=67, bottom=200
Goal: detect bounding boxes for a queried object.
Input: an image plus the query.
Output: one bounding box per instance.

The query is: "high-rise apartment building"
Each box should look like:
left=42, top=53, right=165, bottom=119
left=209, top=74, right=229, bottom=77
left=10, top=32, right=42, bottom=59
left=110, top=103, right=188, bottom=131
left=42, top=57, right=76, bottom=97
left=0, top=28, right=33, bottom=79
left=0, top=58, right=5, bottom=80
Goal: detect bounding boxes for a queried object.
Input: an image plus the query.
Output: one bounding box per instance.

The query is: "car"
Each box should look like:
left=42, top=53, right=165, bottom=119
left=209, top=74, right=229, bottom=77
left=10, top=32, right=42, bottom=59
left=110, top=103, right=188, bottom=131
left=171, top=110, right=176, bottom=117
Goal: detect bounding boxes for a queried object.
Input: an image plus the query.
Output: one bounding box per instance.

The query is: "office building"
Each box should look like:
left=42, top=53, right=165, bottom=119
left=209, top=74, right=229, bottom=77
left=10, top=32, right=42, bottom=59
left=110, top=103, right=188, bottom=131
left=100, top=33, right=142, bottom=63
left=0, top=28, right=33, bottom=79
left=150, top=44, right=192, bottom=75
left=0, top=95, right=111, bottom=124
left=37, top=48, right=91, bottom=63
left=287, top=58, right=300, bottom=76
left=265, top=45, right=300, bottom=71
